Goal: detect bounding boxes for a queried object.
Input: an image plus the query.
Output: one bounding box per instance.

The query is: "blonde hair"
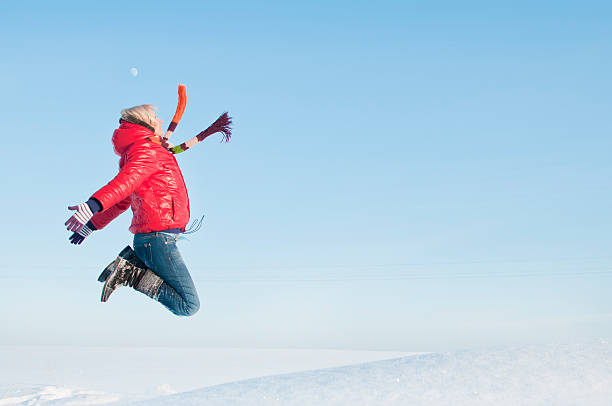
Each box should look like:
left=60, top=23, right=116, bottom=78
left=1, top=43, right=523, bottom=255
left=120, top=104, right=157, bottom=127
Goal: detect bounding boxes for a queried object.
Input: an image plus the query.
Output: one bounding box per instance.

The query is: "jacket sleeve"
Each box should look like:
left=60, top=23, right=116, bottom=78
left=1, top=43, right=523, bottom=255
left=89, top=196, right=131, bottom=230
left=90, top=142, right=158, bottom=211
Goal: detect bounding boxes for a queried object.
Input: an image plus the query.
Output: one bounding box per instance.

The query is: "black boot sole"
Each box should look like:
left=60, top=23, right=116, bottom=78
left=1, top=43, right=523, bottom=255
left=98, top=263, right=113, bottom=282
left=100, top=257, right=122, bottom=302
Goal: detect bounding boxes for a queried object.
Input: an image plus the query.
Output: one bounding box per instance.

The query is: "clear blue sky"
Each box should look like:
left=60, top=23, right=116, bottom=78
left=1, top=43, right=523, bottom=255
left=1, top=0, right=611, bottom=351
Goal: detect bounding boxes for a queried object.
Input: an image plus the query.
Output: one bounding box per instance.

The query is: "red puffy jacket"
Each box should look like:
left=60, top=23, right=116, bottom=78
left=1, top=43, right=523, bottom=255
left=90, top=122, right=190, bottom=234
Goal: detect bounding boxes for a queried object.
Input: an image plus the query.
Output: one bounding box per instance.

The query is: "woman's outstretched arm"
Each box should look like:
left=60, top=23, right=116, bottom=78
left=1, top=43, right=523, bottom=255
left=90, top=142, right=158, bottom=211
left=90, top=196, right=131, bottom=230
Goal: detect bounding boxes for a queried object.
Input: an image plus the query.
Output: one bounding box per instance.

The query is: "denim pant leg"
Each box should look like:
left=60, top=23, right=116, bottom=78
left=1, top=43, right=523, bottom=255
left=133, top=233, right=200, bottom=316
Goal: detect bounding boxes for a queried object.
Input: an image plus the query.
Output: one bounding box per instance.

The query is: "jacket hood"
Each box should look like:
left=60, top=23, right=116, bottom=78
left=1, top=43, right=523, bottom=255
left=112, top=121, right=154, bottom=155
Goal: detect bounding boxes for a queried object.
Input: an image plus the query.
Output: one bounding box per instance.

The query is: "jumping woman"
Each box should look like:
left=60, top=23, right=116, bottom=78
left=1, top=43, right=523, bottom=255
left=65, top=102, right=231, bottom=316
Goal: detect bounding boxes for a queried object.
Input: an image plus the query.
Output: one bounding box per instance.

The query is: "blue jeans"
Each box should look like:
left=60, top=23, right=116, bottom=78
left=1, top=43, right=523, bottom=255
left=133, top=232, right=200, bottom=316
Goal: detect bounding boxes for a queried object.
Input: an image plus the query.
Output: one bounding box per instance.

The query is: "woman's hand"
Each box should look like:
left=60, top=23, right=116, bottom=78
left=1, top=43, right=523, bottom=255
left=69, top=222, right=95, bottom=245
left=65, top=202, right=94, bottom=232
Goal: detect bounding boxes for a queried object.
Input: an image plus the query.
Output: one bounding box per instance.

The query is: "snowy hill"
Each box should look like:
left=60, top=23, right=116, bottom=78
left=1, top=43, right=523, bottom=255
left=127, top=342, right=612, bottom=406
left=0, top=347, right=411, bottom=405
left=0, top=384, right=120, bottom=405
left=1, top=342, right=610, bottom=406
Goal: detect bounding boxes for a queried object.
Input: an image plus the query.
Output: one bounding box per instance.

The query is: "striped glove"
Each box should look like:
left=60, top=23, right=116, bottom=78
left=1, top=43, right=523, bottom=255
left=69, top=221, right=96, bottom=245
left=65, top=199, right=100, bottom=233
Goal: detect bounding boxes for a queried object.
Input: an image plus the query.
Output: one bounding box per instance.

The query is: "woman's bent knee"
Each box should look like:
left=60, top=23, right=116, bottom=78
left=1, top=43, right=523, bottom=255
left=172, top=296, right=200, bottom=317
left=184, top=300, right=200, bottom=316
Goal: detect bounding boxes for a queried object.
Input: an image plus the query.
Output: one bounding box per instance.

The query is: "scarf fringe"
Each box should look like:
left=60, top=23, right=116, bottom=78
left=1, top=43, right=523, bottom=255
left=197, top=112, right=232, bottom=143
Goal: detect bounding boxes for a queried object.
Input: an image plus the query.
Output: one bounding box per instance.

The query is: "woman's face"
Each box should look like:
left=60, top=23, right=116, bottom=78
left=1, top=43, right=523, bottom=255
left=150, top=109, right=163, bottom=136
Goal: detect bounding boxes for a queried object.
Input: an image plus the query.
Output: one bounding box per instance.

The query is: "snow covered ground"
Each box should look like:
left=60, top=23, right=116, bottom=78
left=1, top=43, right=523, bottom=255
left=0, top=346, right=412, bottom=405
left=1, top=342, right=610, bottom=405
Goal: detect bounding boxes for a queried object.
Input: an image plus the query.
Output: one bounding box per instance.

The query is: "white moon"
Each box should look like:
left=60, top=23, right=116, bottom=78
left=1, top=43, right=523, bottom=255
left=130, top=67, right=138, bottom=77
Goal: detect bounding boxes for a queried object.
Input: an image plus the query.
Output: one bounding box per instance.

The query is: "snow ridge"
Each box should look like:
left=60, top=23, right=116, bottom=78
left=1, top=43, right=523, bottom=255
left=125, top=341, right=612, bottom=406
left=0, top=384, right=120, bottom=406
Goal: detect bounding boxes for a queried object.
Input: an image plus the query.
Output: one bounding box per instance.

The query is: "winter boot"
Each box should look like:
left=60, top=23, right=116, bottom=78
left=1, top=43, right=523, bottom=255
left=100, top=246, right=164, bottom=303
left=98, top=246, right=136, bottom=282
left=98, top=246, right=138, bottom=284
